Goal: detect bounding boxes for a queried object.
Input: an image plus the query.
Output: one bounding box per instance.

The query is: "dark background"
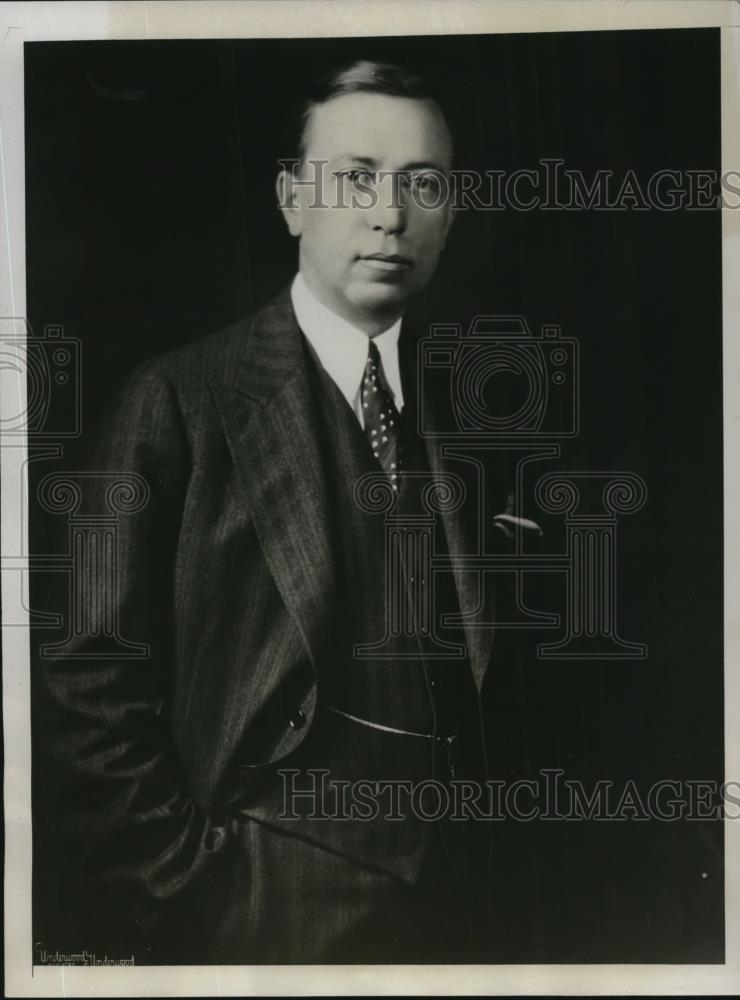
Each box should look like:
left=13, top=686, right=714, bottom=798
left=26, top=29, right=723, bottom=962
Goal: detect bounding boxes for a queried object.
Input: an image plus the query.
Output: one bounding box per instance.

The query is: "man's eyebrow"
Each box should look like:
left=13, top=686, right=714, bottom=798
left=398, top=160, right=447, bottom=173
left=330, top=155, right=448, bottom=172
left=331, top=155, right=378, bottom=167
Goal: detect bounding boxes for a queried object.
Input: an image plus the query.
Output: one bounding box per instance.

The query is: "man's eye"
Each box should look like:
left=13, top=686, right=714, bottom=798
left=337, top=169, right=376, bottom=186
left=410, top=172, right=443, bottom=194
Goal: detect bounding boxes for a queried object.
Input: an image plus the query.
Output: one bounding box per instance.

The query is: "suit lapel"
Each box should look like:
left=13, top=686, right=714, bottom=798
left=211, top=291, right=337, bottom=675
left=400, top=327, right=495, bottom=690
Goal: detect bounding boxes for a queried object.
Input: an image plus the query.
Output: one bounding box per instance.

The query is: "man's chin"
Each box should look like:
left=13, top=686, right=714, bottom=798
left=350, top=281, right=413, bottom=314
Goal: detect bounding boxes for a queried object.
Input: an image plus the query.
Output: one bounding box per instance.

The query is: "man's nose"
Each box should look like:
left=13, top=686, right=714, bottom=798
left=367, top=172, right=407, bottom=235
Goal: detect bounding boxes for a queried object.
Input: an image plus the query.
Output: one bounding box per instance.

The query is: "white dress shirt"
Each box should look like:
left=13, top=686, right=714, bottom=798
left=290, top=272, right=404, bottom=428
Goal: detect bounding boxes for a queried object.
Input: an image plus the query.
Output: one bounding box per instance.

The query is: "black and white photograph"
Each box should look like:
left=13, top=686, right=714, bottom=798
left=2, top=0, right=739, bottom=995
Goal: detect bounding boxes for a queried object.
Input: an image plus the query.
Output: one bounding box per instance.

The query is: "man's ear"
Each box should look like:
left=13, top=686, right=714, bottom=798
left=276, top=169, right=303, bottom=237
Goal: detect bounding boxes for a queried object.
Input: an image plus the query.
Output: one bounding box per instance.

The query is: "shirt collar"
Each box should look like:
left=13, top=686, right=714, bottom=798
left=290, top=272, right=404, bottom=415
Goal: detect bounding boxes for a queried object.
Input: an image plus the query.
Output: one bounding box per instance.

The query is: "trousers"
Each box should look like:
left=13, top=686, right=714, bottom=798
left=205, top=815, right=489, bottom=964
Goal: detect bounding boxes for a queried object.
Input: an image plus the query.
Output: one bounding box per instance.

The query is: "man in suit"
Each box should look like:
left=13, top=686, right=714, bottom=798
left=35, top=60, right=506, bottom=965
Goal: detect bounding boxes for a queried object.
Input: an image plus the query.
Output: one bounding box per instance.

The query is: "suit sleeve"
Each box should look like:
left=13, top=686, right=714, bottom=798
left=34, top=363, right=238, bottom=960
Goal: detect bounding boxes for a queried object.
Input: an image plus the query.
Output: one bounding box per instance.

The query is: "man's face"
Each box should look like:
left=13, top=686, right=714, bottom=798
left=278, top=92, right=454, bottom=332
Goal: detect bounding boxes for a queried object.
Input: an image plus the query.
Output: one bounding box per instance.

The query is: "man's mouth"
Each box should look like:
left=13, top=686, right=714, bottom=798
left=359, top=253, right=412, bottom=271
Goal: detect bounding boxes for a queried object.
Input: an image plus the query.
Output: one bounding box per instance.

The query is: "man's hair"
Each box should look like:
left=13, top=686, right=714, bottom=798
left=296, top=59, right=452, bottom=162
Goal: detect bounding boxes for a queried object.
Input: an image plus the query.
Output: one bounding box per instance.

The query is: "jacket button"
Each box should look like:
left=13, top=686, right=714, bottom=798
left=288, top=708, right=306, bottom=730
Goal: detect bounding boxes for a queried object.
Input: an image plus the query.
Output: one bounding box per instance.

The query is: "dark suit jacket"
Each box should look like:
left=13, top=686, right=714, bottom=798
left=34, top=287, right=507, bottom=958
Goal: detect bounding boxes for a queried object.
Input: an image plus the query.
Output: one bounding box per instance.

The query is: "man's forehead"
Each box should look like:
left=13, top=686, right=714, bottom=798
left=304, top=92, right=452, bottom=168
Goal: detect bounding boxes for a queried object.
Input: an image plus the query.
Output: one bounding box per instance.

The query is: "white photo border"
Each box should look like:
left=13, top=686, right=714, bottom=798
left=2, top=1, right=739, bottom=995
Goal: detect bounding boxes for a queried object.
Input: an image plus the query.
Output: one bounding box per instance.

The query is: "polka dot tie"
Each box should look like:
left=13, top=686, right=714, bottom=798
left=362, top=339, right=402, bottom=489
